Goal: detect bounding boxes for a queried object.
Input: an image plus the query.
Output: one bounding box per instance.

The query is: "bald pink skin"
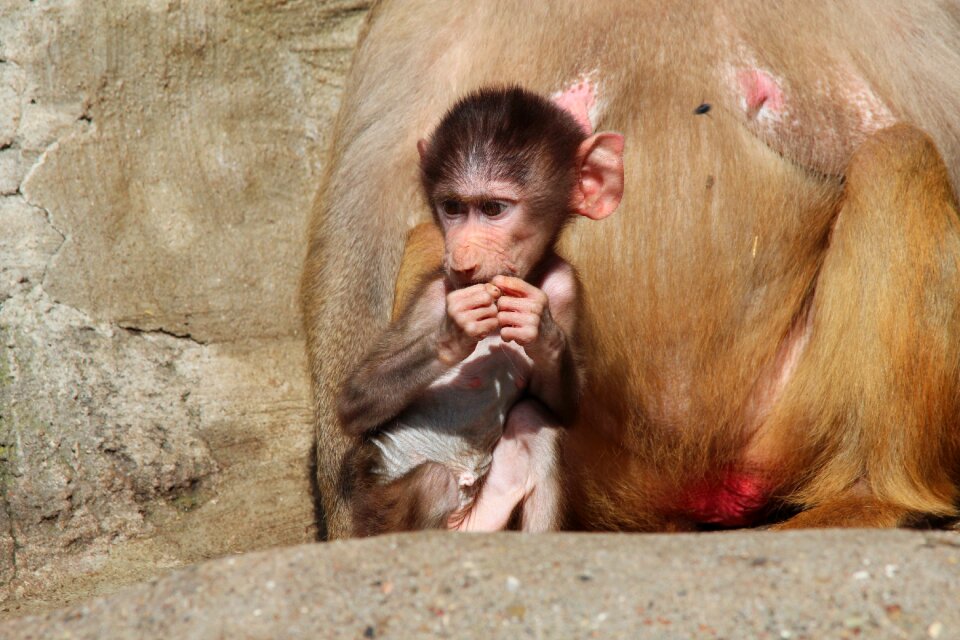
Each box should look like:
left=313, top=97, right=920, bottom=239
left=731, top=61, right=896, bottom=175
left=738, top=69, right=785, bottom=115
left=552, top=78, right=596, bottom=135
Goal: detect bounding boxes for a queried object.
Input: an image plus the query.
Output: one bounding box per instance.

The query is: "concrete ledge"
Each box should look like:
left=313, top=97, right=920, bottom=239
left=3, top=530, right=958, bottom=639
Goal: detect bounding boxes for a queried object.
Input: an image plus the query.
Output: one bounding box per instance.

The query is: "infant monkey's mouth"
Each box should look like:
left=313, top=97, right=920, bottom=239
left=455, top=270, right=515, bottom=289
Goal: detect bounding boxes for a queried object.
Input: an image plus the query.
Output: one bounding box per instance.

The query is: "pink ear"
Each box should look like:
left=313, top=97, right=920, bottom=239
left=574, top=132, right=625, bottom=220
left=417, top=138, right=429, bottom=161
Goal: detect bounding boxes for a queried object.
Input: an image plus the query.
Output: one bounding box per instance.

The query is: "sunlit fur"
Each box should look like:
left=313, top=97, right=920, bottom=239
left=302, top=0, right=960, bottom=537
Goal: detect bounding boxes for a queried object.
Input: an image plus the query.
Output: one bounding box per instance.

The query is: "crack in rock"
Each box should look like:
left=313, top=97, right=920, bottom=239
left=118, top=323, right=209, bottom=347
left=20, top=143, right=69, bottom=292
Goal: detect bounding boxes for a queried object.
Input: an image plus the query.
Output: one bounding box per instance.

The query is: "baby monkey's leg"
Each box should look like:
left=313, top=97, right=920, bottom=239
left=453, top=399, right=564, bottom=532
left=354, top=460, right=459, bottom=536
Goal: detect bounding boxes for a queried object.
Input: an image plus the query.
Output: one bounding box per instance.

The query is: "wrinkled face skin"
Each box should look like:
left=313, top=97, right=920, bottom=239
left=434, top=178, right=557, bottom=288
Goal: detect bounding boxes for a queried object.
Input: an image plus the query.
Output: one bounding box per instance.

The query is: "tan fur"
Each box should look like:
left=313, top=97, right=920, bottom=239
left=302, top=0, right=960, bottom=537
left=770, top=484, right=914, bottom=530
left=391, top=223, right=443, bottom=319
left=765, top=125, right=960, bottom=519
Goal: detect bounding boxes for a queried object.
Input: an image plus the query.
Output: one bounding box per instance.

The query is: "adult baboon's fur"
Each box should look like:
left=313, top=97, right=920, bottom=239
left=302, top=0, right=960, bottom=538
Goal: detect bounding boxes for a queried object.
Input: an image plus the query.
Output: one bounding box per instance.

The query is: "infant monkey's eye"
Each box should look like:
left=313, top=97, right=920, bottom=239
left=479, top=201, right=507, bottom=217
left=441, top=199, right=468, bottom=216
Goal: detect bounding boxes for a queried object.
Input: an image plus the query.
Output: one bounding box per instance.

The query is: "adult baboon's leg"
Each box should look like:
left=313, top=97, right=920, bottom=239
left=770, top=125, right=960, bottom=528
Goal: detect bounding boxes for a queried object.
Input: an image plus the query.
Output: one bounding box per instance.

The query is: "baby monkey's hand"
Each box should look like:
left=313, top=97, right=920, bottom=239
left=437, top=282, right=501, bottom=365
left=491, top=275, right=562, bottom=362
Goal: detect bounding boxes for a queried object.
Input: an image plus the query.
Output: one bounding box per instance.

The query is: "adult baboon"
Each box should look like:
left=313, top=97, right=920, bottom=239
left=302, top=0, right=960, bottom=538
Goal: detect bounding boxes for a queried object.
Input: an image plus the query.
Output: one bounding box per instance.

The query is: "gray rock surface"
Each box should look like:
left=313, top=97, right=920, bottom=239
left=17, top=0, right=365, bottom=342
left=2, top=530, right=959, bottom=639
left=0, top=0, right=370, bottom=617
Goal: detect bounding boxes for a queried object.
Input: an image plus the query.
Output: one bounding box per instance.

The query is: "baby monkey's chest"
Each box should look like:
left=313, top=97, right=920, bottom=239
left=373, top=337, right=533, bottom=481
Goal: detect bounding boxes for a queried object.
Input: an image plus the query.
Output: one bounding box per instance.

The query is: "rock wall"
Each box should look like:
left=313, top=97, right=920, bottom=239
left=0, top=0, right=370, bottom=618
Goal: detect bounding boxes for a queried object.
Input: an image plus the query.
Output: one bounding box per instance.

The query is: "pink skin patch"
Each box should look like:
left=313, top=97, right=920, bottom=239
left=737, top=69, right=784, bottom=117
left=552, top=77, right=596, bottom=135
left=680, top=468, right=772, bottom=526
left=728, top=56, right=896, bottom=174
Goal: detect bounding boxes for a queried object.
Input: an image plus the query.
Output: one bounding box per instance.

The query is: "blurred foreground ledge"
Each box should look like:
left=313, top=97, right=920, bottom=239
left=2, top=529, right=959, bottom=639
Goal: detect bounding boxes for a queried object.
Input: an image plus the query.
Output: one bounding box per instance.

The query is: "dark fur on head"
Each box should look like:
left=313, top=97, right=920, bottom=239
left=419, top=86, right=588, bottom=223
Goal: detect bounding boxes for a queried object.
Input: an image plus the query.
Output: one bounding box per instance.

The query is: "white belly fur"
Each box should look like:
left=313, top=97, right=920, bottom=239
left=371, top=336, right=532, bottom=495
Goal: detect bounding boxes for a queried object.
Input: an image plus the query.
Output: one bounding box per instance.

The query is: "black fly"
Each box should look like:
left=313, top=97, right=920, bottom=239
left=694, top=103, right=712, bottom=115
